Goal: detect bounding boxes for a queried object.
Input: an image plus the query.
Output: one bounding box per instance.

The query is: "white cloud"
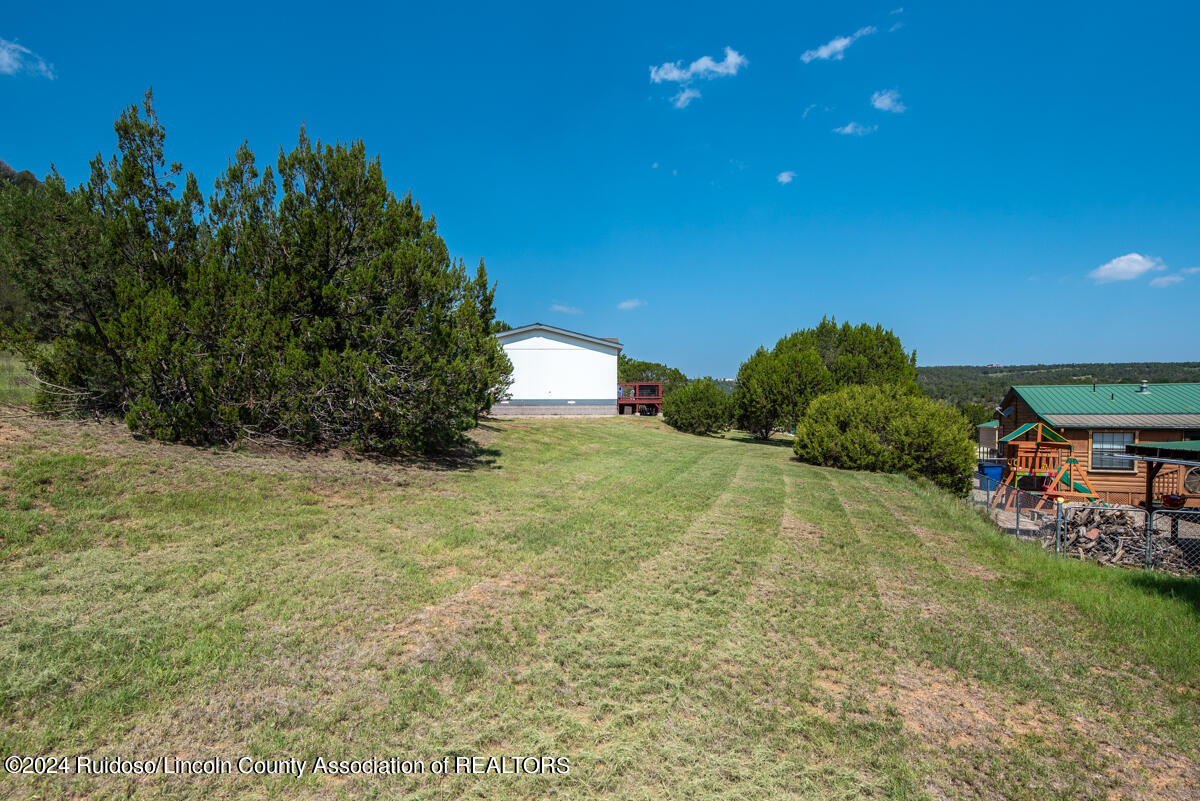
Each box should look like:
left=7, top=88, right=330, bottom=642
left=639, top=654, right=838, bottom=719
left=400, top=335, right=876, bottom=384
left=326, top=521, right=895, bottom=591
left=1182, top=267, right=1200, bottom=275
left=650, top=46, right=747, bottom=83
left=871, top=89, right=905, bottom=113
left=649, top=47, right=747, bottom=109
left=0, top=38, right=54, bottom=79
left=833, top=121, right=877, bottom=136
left=889, top=22, right=904, bottom=33
left=800, top=26, right=876, bottom=63
left=891, top=7, right=904, bottom=13
left=617, top=298, right=645, bottom=310
left=776, top=171, right=796, bottom=185
left=802, top=103, right=817, bottom=119
left=671, top=87, right=701, bottom=108
left=550, top=303, right=582, bottom=314
left=1088, top=253, right=1166, bottom=284
left=1149, top=274, right=1184, bottom=288
left=651, top=162, right=659, bottom=169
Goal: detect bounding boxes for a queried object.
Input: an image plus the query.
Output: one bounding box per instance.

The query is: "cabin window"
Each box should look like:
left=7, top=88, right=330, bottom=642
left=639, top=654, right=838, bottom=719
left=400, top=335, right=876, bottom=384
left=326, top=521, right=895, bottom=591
left=1091, top=431, right=1135, bottom=471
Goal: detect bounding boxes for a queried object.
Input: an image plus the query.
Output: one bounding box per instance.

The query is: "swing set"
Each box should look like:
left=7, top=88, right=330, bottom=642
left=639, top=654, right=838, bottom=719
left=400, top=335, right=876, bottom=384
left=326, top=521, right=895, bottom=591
left=988, top=421, right=1100, bottom=511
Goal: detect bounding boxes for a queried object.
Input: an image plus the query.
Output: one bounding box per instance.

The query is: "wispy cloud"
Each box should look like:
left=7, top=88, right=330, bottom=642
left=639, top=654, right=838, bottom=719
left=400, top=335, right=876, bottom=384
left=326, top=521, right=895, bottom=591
left=891, top=7, right=904, bottom=14
left=617, top=298, right=645, bottom=311
left=871, top=89, right=905, bottom=113
left=671, top=87, right=701, bottom=108
left=650, top=46, right=747, bottom=83
left=1149, top=266, right=1198, bottom=288
left=802, top=103, right=817, bottom=119
left=833, top=121, right=877, bottom=136
left=1089, top=253, right=1166, bottom=284
left=0, top=38, right=54, bottom=79
left=801, top=26, right=876, bottom=63
left=776, top=171, right=796, bottom=185
left=650, top=47, right=747, bottom=109
left=550, top=303, right=582, bottom=314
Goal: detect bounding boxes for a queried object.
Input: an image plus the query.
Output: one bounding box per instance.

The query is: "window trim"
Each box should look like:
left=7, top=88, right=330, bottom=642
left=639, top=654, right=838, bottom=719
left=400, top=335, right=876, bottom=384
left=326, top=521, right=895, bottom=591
left=1088, top=429, right=1138, bottom=474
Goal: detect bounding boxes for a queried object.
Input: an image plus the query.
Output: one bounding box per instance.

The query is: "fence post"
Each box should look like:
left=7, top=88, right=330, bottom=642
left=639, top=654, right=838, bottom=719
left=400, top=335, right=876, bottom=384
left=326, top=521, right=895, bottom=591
left=1015, top=489, right=1021, bottom=536
left=1146, top=510, right=1154, bottom=570
left=1055, top=500, right=1063, bottom=555
left=985, top=476, right=992, bottom=508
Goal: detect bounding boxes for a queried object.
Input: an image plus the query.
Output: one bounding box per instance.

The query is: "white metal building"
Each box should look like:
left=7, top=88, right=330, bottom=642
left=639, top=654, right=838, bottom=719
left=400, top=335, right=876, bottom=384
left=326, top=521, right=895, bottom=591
left=494, top=323, right=622, bottom=416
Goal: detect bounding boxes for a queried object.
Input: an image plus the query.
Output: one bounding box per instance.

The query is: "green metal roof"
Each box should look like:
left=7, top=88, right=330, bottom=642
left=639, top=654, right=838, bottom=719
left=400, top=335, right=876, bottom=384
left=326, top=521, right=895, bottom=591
left=1012, top=383, right=1200, bottom=415
left=977, top=420, right=999, bottom=428
left=1128, top=440, right=1200, bottom=454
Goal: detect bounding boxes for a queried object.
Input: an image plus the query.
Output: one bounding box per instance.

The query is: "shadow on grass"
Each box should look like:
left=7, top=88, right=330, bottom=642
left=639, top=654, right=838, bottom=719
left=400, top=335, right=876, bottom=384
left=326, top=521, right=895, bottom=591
left=122, top=421, right=506, bottom=474
left=723, top=432, right=795, bottom=448
left=1126, top=570, right=1200, bottom=617
left=251, top=441, right=504, bottom=474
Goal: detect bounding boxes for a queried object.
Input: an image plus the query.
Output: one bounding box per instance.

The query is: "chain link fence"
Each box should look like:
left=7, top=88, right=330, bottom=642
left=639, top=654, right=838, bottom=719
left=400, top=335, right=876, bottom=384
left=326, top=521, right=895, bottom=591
left=1148, top=508, right=1200, bottom=575
left=969, top=472, right=1057, bottom=539
left=969, top=472, right=1200, bottom=577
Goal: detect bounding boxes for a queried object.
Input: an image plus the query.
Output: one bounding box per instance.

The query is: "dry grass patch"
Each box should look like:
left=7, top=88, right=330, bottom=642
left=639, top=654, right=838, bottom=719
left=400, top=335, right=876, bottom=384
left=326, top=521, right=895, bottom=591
left=876, top=662, right=1200, bottom=800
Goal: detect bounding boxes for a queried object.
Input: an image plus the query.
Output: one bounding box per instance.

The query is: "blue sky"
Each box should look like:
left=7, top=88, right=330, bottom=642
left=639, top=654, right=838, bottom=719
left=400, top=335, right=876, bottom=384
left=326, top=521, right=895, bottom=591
left=3, top=1, right=1198, bottom=377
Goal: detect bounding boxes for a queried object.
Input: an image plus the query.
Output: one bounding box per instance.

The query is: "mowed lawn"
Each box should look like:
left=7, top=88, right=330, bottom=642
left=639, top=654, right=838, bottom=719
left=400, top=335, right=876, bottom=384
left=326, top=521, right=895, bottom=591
left=1, top=415, right=1198, bottom=800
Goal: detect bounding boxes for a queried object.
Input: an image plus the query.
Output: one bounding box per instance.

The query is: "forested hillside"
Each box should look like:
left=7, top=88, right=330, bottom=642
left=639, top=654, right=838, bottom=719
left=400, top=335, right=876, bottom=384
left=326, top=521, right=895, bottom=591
left=919, top=362, right=1200, bottom=405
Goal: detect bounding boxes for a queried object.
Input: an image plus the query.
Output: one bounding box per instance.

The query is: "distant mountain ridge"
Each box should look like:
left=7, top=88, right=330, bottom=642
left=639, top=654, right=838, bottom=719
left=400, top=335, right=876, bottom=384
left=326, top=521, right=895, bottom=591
left=918, top=362, right=1200, bottom=406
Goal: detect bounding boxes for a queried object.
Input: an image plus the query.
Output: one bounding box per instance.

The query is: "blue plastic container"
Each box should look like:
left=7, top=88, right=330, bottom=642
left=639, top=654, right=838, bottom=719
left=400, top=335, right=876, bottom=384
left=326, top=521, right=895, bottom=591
left=980, top=463, right=1004, bottom=482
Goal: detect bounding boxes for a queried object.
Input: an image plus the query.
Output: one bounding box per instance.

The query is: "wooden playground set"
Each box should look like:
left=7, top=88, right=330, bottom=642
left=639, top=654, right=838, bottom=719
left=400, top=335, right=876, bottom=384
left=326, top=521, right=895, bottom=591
left=988, top=422, right=1101, bottom=511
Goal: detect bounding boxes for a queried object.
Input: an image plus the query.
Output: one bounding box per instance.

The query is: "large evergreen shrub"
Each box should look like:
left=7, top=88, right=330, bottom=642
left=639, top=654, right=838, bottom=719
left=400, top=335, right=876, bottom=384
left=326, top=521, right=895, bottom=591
left=732, top=347, right=787, bottom=439
left=792, top=385, right=976, bottom=495
left=662, top=378, right=731, bottom=435
left=775, top=317, right=918, bottom=391
left=732, top=318, right=914, bottom=439
left=0, top=92, right=511, bottom=454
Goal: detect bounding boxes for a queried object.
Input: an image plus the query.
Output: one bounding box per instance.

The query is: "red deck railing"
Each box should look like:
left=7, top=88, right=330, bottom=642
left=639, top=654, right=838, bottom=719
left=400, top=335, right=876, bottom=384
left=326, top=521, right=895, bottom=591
left=617, top=382, right=662, bottom=403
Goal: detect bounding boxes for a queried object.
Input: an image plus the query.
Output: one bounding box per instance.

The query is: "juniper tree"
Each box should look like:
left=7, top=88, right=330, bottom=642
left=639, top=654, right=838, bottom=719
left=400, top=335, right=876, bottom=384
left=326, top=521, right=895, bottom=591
left=0, top=92, right=511, bottom=454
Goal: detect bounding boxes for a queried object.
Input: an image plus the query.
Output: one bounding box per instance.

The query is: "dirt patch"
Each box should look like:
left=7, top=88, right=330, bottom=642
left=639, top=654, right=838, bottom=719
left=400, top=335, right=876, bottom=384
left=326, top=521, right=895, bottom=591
left=781, top=514, right=823, bottom=542
left=0, top=422, right=32, bottom=470
left=906, top=523, right=955, bottom=548
left=875, top=578, right=945, bottom=618
left=876, top=663, right=1200, bottom=800
left=377, top=572, right=527, bottom=663
left=878, top=664, right=1022, bottom=747
left=0, top=422, right=29, bottom=447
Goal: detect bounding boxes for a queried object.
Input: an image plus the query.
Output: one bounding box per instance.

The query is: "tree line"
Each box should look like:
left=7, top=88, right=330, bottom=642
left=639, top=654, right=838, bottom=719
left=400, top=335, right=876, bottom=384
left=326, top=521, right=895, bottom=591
left=919, top=362, right=1200, bottom=406
left=0, top=92, right=511, bottom=454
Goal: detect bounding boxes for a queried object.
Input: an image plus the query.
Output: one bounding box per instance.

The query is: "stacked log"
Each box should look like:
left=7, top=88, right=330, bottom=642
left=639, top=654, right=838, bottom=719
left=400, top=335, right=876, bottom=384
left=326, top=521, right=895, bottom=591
left=1038, top=507, right=1196, bottom=574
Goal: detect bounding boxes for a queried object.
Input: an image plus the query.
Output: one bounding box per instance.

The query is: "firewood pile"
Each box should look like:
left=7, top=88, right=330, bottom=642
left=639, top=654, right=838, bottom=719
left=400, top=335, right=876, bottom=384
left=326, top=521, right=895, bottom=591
left=1039, top=507, right=1196, bottom=574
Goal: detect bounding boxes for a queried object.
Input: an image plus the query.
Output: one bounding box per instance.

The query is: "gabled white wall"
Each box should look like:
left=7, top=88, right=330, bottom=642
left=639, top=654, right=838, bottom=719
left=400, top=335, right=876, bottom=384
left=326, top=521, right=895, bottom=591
left=501, top=331, right=618, bottom=401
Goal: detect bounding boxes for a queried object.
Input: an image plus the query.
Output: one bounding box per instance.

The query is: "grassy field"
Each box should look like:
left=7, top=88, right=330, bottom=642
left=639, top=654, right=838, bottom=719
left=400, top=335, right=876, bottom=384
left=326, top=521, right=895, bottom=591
left=0, top=414, right=1198, bottom=800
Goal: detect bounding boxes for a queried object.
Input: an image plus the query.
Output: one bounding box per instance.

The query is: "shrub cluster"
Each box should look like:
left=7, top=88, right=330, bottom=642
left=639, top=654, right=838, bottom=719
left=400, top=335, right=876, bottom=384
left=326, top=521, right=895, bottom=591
left=733, top=318, right=917, bottom=439
left=792, top=385, right=976, bottom=495
left=0, top=93, right=511, bottom=454
left=662, top=378, right=730, bottom=435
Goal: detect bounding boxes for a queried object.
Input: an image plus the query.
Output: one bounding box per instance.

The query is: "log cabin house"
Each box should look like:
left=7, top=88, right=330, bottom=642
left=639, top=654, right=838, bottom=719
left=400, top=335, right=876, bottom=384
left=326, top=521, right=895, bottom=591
left=995, top=382, right=1200, bottom=507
